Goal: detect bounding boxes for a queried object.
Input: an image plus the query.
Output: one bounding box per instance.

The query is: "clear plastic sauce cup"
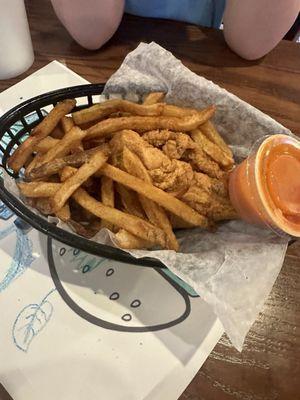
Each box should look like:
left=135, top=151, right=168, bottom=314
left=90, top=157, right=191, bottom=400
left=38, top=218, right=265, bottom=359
left=229, top=134, right=300, bottom=237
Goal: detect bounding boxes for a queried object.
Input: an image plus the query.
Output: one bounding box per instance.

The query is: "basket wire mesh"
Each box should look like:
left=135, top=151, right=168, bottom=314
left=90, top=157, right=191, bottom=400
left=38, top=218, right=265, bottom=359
left=0, top=84, right=165, bottom=268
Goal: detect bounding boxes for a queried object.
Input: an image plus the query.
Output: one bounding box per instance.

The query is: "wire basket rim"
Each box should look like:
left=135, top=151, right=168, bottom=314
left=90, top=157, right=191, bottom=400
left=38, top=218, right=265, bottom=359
left=0, top=83, right=166, bottom=268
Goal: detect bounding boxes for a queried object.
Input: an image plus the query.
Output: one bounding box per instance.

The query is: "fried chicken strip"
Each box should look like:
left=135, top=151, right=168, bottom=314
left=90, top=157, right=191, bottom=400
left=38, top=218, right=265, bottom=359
left=143, top=129, right=224, bottom=179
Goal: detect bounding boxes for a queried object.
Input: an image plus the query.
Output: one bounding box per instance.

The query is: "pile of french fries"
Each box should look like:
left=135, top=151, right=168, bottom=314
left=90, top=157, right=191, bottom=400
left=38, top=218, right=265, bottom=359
left=8, top=92, right=237, bottom=251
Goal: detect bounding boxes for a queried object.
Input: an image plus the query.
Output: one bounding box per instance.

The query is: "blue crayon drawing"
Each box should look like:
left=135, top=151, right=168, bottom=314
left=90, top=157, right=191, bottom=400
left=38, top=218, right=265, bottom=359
left=12, top=288, right=57, bottom=352
left=0, top=200, right=14, bottom=220
left=0, top=218, right=35, bottom=293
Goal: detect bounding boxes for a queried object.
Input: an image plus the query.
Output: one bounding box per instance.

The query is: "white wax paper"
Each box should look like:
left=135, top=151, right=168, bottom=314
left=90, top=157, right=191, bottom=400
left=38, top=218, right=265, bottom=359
left=1, top=42, right=291, bottom=351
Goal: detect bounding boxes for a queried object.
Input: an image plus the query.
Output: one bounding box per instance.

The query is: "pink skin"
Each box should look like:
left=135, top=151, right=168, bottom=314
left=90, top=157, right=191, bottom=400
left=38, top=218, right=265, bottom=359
left=223, top=0, right=300, bottom=60
left=51, top=0, right=300, bottom=59
left=51, top=0, right=125, bottom=50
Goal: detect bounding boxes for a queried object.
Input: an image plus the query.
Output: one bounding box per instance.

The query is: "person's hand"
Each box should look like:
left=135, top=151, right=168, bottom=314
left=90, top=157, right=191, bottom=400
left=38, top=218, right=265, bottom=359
left=51, top=0, right=125, bottom=50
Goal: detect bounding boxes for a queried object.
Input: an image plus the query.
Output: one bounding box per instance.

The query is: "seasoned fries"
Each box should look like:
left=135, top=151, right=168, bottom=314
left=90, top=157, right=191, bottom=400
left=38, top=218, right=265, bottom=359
left=116, top=183, right=145, bottom=219
left=100, top=164, right=209, bottom=228
left=35, top=137, right=60, bottom=153
left=18, top=182, right=61, bottom=197
left=73, top=188, right=168, bottom=248
left=143, top=92, right=166, bottom=105
left=73, top=98, right=202, bottom=125
left=52, top=148, right=109, bottom=212
left=85, top=105, right=215, bottom=140
left=40, top=126, right=86, bottom=165
left=61, top=116, right=75, bottom=134
left=200, top=120, right=233, bottom=158
left=115, top=229, right=150, bottom=249
left=24, top=152, right=45, bottom=178
left=100, top=176, right=115, bottom=230
left=50, top=126, right=65, bottom=139
left=101, top=176, right=114, bottom=208
left=27, top=145, right=107, bottom=180
left=10, top=93, right=237, bottom=251
left=8, top=99, right=76, bottom=172
left=56, top=203, right=71, bottom=222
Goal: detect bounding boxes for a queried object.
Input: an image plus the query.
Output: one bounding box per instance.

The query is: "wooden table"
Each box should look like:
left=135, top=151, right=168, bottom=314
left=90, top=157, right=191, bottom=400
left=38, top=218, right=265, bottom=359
left=1, top=1, right=299, bottom=399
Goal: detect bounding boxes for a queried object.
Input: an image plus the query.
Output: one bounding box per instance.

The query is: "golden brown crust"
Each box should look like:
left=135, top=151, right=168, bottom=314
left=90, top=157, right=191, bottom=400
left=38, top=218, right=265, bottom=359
left=85, top=106, right=215, bottom=140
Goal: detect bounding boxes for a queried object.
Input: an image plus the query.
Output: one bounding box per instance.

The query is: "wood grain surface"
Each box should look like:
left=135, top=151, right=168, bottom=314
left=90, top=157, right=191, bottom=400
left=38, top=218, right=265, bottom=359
left=0, top=1, right=299, bottom=399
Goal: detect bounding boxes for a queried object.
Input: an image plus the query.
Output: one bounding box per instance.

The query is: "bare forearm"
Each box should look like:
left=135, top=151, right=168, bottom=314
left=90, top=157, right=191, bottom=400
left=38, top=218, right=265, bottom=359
left=51, top=0, right=124, bottom=50
left=223, top=0, right=300, bottom=60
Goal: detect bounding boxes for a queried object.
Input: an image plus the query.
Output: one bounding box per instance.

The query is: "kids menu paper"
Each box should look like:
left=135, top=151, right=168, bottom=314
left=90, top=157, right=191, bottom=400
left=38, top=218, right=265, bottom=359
left=0, top=61, right=223, bottom=400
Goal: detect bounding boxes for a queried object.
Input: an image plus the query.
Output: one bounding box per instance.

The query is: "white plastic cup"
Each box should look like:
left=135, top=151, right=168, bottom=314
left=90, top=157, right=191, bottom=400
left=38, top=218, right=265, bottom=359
left=0, top=0, right=34, bottom=80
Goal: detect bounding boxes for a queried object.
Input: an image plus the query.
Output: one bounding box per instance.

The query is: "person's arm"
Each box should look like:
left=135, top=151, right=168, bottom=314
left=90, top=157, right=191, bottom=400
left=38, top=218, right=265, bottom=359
left=223, top=0, right=300, bottom=60
left=51, top=0, right=125, bottom=50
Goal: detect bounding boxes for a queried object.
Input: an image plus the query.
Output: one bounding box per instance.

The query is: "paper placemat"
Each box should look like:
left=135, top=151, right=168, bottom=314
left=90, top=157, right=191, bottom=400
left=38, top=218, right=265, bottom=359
left=0, top=61, right=223, bottom=400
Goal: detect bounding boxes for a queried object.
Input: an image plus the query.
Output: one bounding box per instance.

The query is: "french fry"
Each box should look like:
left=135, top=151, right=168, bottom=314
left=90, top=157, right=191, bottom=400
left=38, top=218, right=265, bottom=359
left=70, top=143, right=84, bottom=154
left=58, top=166, right=93, bottom=190
left=115, top=229, right=151, bottom=249
left=143, top=92, right=166, bottom=105
left=27, top=145, right=108, bottom=180
left=40, top=126, right=86, bottom=165
left=59, top=166, right=77, bottom=182
left=122, top=147, right=179, bottom=251
left=101, top=176, right=114, bottom=207
left=85, top=106, right=215, bottom=140
left=34, top=137, right=60, bottom=153
left=83, top=138, right=106, bottom=150
left=52, top=148, right=109, bottom=212
left=168, top=214, right=194, bottom=229
left=24, top=154, right=34, bottom=169
left=109, top=112, right=132, bottom=118
left=67, top=219, right=99, bottom=239
left=50, top=125, right=65, bottom=139
left=33, top=198, right=53, bottom=215
left=191, top=129, right=234, bottom=170
left=61, top=116, right=74, bottom=134
left=100, top=164, right=209, bottom=228
left=60, top=117, right=83, bottom=154
left=56, top=166, right=74, bottom=221
left=55, top=203, right=71, bottom=221
left=24, top=152, right=45, bottom=178
left=73, top=98, right=202, bottom=125
left=100, top=176, right=115, bottom=230
left=200, top=120, right=233, bottom=158
left=8, top=99, right=76, bottom=172
left=57, top=166, right=92, bottom=220
left=116, top=183, right=145, bottom=219
left=18, top=182, right=61, bottom=197
left=72, top=188, right=168, bottom=248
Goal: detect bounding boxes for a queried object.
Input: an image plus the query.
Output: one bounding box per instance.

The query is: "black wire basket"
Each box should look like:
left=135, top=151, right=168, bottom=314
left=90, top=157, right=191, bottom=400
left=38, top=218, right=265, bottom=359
left=0, top=83, right=166, bottom=268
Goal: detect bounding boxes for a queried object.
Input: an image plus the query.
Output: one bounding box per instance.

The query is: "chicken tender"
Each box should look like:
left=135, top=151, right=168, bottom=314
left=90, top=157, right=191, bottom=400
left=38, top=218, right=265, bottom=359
left=143, top=129, right=224, bottom=179
left=149, top=159, right=194, bottom=193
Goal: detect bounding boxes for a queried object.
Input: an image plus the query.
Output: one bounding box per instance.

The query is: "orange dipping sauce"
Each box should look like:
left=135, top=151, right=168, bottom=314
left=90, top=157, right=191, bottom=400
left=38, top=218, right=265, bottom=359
left=229, top=134, right=300, bottom=237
